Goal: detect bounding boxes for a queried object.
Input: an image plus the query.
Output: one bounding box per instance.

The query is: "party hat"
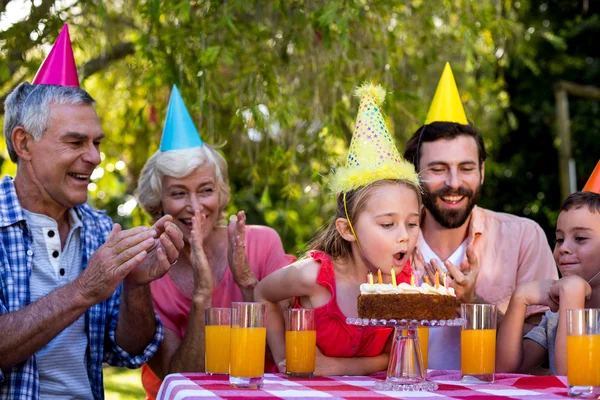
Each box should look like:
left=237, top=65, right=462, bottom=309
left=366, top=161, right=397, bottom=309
left=424, top=62, right=468, bottom=125
left=583, top=160, right=600, bottom=194
left=159, top=85, right=204, bottom=151
left=32, top=24, right=79, bottom=87
left=330, top=82, right=419, bottom=193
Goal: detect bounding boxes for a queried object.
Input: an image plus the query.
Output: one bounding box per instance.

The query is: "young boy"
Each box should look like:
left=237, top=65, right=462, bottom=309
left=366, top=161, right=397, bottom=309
left=496, top=191, right=600, bottom=375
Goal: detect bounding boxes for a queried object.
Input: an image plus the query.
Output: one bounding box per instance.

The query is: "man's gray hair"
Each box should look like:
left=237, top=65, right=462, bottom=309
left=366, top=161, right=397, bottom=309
left=3, top=82, right=95, bottom=162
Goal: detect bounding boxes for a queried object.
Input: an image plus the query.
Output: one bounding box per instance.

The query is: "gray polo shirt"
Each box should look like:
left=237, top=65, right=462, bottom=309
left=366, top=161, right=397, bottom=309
left=524, top=310, right=559, bottom=375
left=24, top=208, right=93, bottom=400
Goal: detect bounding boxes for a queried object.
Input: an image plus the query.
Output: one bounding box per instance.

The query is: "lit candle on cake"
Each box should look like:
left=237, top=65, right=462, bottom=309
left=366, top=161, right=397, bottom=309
left=444, top=273, right=448, bottom=289
left=435, top=271, right=440, bottom=289
left=410, top=274, right=415, bottom=286
left=391, top=267, right=397, bottom=287
left=369, top=272, right=374, bottom=288
left=377, top=269, right=382, bottom=284
left=424, top=275, right=431, bottom=285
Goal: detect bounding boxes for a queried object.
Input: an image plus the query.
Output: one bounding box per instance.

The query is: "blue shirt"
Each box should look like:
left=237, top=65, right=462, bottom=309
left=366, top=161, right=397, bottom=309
left=0, top=176, right=163, bottom=399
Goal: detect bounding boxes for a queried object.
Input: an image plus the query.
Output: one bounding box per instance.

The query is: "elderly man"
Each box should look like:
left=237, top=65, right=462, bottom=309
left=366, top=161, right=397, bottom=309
left=403, top=63, right=558, bottom=370
left=0, top=25, right=183, bottom=399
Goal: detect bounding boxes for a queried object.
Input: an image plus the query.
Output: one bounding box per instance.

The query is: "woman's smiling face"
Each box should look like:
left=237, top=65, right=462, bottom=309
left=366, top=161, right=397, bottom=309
left=160, top=164, right=220, bottom=244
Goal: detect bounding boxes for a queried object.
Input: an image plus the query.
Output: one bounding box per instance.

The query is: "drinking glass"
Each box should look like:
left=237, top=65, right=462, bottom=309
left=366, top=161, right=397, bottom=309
left=461, top=304, right=496, bottom=384
left=229, top=302, right=267, bottom=388
left=205, top=307, right=231, bottom=375
left=285, top=309, right=316, bottom=378
left=567, top=308, right=600, bottom=398
left=417, top=326, right=429, bottom=371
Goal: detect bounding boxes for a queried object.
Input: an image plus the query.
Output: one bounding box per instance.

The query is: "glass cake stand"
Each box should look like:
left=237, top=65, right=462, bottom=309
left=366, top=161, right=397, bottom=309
left=346, top=317, right=465, bottom=391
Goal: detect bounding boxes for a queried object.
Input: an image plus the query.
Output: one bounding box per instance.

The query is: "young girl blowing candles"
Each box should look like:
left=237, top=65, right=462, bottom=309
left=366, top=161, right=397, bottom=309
left=255, top=83, right=422, bottom=376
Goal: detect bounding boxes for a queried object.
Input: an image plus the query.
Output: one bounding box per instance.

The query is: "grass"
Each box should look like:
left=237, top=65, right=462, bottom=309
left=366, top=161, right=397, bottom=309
left=103, top=366, right=145, bottom=400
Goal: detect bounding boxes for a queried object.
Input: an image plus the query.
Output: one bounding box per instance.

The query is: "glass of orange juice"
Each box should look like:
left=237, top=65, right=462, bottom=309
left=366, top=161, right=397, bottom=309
left=205, top=307, right=231, bottom=375
left=285, top=308, right=316, bottom=378
left=417, top=326, right=429, bottom=371
left=229, top=302, right=267, bottom=388
left=567, top=308, right=600, bottom=398
left=461, top=304, right=496, bottom=384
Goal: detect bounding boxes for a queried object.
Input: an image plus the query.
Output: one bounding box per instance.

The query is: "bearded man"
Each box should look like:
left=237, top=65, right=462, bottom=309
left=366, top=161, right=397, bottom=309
left=401, top=64, right=558, bottom=370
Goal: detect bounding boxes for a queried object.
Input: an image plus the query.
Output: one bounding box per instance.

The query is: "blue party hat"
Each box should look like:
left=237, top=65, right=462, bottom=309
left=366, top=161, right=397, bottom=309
left=160, top=85, right=204, bottom=151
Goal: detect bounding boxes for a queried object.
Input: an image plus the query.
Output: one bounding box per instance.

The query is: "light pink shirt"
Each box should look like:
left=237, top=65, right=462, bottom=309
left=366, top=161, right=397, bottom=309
left=150, top=225, right=294, bottom=337
left=422, top=206, right=558, bottom=370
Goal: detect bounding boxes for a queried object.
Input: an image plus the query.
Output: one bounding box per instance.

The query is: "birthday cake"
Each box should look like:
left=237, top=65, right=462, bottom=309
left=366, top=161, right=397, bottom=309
left=357, top=282, right=457, bottom=321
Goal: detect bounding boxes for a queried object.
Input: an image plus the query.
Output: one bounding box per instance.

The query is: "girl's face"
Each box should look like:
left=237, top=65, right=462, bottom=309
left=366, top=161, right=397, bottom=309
left=160, top=164, right=220, bottom=245
left=554, top=206, right=600, bottom=285
left=351, top=183, right=420, bottom=276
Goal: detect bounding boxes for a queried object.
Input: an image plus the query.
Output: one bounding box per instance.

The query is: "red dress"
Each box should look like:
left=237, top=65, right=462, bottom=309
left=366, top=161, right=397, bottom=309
left=293, top=251, right=412, bottom=357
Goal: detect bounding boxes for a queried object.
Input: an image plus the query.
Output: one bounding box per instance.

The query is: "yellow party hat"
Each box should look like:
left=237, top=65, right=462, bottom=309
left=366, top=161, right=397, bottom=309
left=330, top=82, right=419, bottom=193
left=424, top=62, right=468, bottom=125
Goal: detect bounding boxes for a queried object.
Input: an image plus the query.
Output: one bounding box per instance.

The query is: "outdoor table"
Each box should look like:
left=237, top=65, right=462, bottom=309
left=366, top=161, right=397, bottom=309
left=156, top=370, right=571, bottom=399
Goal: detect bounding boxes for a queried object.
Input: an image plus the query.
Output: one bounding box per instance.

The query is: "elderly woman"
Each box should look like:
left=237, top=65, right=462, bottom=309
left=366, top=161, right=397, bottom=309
left=138, top=87, right=293, bottom=399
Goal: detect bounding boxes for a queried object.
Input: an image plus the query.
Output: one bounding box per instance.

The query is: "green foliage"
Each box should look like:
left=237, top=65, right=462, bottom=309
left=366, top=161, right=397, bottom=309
left=1, top=0, right=597, bottom=252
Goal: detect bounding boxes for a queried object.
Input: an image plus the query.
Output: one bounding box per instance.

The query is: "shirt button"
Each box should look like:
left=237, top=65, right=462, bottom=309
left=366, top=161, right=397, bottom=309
left=52, top=250, right=59, bottom=258
left=27, top=250, right=33, bottom=256
left=48, top=230, right=55, bottom=238
left=59, top=268, right=65, bottom=276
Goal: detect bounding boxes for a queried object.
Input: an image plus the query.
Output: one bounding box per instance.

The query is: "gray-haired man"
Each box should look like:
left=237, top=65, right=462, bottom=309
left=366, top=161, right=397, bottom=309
left=0, top=81, right=183, bottom=399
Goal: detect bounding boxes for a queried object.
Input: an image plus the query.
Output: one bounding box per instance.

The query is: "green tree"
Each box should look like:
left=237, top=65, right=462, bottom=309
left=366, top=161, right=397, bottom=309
left=2, top=0, right=589, bottom=253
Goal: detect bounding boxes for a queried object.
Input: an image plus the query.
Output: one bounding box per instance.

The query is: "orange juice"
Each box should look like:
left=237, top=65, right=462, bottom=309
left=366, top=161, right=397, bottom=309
left=205, top=325, right=230, bottom=374
left=418, top=327, right=429, bottom=370
left=461, top=329, right=496, bottom=374
left=286, top=330, right=316, bottom=373
left=230, top=327, right=267, bottom=377
left=567, top=334, right=600, bottom=386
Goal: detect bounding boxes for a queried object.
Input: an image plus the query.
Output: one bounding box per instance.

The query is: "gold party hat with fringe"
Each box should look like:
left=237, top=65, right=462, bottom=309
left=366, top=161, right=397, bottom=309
left=330, top=82, right=419, bottom=193
left=425, top=62, right=468, bottom=125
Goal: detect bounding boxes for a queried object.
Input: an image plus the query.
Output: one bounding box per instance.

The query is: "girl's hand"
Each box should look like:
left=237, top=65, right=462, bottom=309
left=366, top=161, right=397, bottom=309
left=315, top=347, right=340, bottom=376
left=190, top=210, right=214, bottom=297
left=227, top=211, right=257, bottom=289
left=550, top=275, right=592, bottom=305
left=277, top=359, right=287, bottom=374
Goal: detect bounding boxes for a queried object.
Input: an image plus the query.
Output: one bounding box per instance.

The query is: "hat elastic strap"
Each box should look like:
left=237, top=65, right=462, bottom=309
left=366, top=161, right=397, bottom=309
left=343, top=192, right=363, bottom=254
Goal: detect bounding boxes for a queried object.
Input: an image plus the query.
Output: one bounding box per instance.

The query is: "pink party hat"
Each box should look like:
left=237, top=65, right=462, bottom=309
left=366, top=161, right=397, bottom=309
left=32, top=24, right=80, bottom=87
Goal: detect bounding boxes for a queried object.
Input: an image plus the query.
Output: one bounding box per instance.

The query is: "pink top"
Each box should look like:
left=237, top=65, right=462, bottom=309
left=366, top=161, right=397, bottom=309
left=294, top=251, right=393, bottom=358
left=142, top=225, right=294, bottom=400
left=152, top=225, right=293, bottom=336
left=458, top=206, right=558, bottom=316
left=423, top=206, right=559, bottom=370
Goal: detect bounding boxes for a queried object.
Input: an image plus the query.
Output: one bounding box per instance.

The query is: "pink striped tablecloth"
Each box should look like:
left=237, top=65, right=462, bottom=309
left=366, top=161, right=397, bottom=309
left=156, top=370, right=570, bottom=399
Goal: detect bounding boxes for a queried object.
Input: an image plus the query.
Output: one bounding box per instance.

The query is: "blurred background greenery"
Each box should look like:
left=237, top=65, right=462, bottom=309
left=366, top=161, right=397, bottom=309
left=1, top=0, right=598, bottom=397
left=2, top=0, right=599, bottom=255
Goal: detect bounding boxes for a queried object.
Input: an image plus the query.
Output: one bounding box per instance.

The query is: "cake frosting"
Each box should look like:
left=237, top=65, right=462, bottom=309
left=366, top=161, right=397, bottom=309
left=359, top=282, right=456, bottom=297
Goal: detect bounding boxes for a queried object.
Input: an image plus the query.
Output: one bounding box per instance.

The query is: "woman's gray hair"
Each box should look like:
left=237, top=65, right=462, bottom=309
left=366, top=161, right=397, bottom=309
left=137, top=145, right=231, bottom=223
left=3, top=82, right=95, bottom=162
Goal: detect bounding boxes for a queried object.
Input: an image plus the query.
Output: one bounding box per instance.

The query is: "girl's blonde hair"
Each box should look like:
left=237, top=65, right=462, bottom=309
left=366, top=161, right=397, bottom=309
left=309, top=179, right=422, bottom=261
left=136, top=145, right=230, bottom=223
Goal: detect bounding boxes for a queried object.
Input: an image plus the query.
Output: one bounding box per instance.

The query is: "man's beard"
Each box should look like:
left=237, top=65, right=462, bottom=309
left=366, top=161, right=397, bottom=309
left=422, top=183, right=482, bottom=229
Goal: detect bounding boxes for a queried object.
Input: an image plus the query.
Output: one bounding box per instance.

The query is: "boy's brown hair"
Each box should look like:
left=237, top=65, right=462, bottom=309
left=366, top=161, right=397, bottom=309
left=560, top=191, right=600, bottom=214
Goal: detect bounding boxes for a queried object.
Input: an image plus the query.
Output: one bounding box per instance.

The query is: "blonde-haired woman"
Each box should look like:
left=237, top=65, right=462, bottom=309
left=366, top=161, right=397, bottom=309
left=138, top=144, right=293, bottom=399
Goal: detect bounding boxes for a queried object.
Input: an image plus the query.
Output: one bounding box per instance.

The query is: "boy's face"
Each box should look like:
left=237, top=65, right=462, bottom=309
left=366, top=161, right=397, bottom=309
left=554, top=206, right=600, bottom=284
